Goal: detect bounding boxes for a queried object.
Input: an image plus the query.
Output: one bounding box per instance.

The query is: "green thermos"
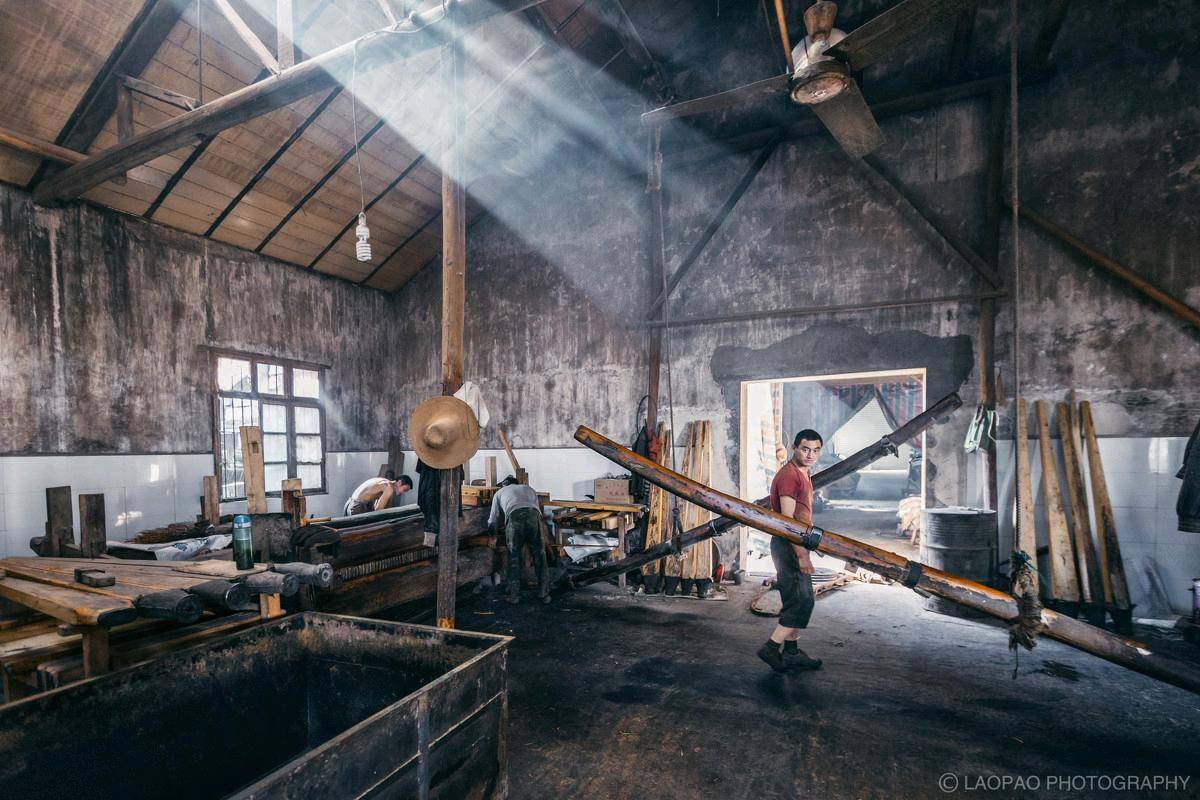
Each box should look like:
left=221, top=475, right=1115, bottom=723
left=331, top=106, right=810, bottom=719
left=233, top=514, right=254, bottom=570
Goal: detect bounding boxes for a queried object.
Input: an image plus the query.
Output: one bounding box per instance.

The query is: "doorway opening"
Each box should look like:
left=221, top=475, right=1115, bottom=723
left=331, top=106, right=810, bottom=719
left=739, top=368, right=926, bottom=576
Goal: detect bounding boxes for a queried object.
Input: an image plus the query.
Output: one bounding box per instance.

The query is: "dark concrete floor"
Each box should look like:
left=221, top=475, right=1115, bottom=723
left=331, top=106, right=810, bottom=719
left=458, top=581, right=1200, bottom=800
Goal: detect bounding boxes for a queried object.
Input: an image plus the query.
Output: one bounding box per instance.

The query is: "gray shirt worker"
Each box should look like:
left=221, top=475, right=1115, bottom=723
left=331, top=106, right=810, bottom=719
left=488, top=484, right=541, bottom=528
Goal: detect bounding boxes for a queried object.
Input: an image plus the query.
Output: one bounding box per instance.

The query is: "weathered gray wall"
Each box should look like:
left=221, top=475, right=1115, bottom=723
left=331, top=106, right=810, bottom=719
left=389, top=0, right=1200, bottom=511
left=0, top=183, right=404, bottom=454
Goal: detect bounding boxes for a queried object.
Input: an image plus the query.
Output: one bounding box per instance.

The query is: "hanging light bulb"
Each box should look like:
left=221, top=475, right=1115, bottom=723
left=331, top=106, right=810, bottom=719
left=355, top=212, right=372, bottom=262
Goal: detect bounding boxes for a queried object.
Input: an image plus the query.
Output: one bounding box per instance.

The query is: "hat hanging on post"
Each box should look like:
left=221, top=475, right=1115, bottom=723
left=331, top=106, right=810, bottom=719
left=409, top=396, right=481, bottom=469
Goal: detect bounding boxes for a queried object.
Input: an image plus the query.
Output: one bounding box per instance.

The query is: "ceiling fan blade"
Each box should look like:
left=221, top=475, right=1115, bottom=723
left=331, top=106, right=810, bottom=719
left=828, top=0, right=978, bottom=72
left=641, top=73, right=790, bottom=125
left=810, top=80, right=884, bottom=158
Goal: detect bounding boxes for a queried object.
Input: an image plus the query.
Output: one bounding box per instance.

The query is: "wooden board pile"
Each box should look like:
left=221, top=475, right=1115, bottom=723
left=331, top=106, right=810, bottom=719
left=297, top=506, right=496, bottom=616
left=639, top=422, right=673, bottom=594
left=0, top=557, right=325, bottom=702
left=664, top=420, right=716, bottom=598
left=1013, top=395, right=1132, bottom=632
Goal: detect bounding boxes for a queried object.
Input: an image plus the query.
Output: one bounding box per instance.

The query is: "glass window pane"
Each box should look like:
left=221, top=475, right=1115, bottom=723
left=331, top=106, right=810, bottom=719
left=264, top=433, right=288, bottom=462
left=262, top=403, right=287, bottom=433
left=257, top=363, right=285, bottom=395
left=218, top=396, right=257, bottom=499
left=295, top=434, right=322, bottom=463
left=294, top=406, right=320, bottom=434
left=293, top=368, right=320, bottom=398
left=217, top=358, right=251, bottom=392
left=298, top=463, right=322, bottom=490
left=264, top=462, right=288, bottom=491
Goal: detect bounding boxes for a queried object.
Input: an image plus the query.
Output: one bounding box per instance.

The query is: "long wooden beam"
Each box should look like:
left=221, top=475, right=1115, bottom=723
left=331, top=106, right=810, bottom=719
left=645, top=128, right=782, bottom=318
left=574, top=425, right=1200, bottom=696
left=1016, top=204, right=1200, bottom=332
left=636, top=291, right=1005, bottom=330
left=29, top=0, right=189, bottom=190
left=212, top=0, right=281, bottom=74
left=33, top=0, right=548, bottom=204
left=0, top=125, right=86, bottom=165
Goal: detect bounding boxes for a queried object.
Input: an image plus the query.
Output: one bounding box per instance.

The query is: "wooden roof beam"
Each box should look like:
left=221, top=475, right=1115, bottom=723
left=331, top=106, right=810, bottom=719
left=29, top=0, right=190, bottom=189
left=0, top=125, right=87, bottom=165
left=33, top=0, right=550, bottom=204
left=212, top=0, right=282, bottom=75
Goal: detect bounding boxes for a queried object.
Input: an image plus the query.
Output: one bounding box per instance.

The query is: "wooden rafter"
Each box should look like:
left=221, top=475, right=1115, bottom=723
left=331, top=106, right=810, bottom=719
left=33, top=0, right=551, bottom=204
left=154, top=0, right=335, bottom=225
left=122, top=75, right=198, bottom=111
left=28, top=0, right=190, bottom=190
left=0, top=126, right=86, bottom=165
left=206, top=88, right=343, bottom=237
left=307, top=154, right=427, bottom=269
left=212, top=0, right=281, bottom=74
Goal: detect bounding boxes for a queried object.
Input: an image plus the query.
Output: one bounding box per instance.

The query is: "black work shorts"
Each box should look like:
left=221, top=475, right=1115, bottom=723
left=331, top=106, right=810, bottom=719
left=771, top=536, right=815, bottom=628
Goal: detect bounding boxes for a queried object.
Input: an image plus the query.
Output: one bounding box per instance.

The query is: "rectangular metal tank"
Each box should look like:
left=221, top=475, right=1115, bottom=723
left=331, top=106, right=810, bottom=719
left=0, top=612, right=510, bottom=799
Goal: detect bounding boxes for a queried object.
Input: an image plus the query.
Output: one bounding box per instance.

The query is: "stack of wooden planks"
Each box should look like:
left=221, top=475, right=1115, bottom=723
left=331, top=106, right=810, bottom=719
left=1012, top=395, right=1132, bottom=632
left=669, top=420, right=715, bottom=597
left=639, top=423, right=672, bottom=594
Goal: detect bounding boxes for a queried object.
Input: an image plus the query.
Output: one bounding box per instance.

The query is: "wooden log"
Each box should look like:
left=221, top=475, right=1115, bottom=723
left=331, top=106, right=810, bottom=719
left=1013, top=398, right=1039, bottom=594
left=1057, top=401, right=1104, bottom=606
left=1079, top=402, right=1132, bottom=612
left=568, top=392, right=964, bottom=589
left=543, top=499, right=644, bottom=514
left=243, top=572, right=299, bottom=598
left=134, top=590, right=204, bottom=623
left=1034, top=401, right=1079, bottom=603
left=641, top=423, right=671, bottom=579
left=45, top=486, right=74, bottom=558
left=271, top=562, right=333, bottom=589
left=574, top=425, right=1200, bottom=696
left=78, top=494, right=107, bottom=559
left=0, top=577, right=136, bottom=627
left=202, top=476, right=221, bottom=526
left=186, top=579, right=250, bottom=611
left=240, top=426, right=267, bottom=514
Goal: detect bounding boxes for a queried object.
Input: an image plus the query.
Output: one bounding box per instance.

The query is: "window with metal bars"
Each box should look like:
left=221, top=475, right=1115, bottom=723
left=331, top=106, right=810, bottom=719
left=212, top=351, right=326, bottom=501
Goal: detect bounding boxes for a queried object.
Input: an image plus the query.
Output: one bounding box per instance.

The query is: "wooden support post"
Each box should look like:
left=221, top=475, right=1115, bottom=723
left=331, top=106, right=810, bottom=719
left=276, top=0, right=295, bottom=70
left=239, top=426, right=267, bottom=514
left=1079, top=401, right=1132, bottom=617
left=44, top=486, right=73, bottom=558
left=1013, top=398, right=1038, bottom=595
left=1034, top=401, right=1079, bottom=605
left=78, top=494, right=107, bottom=560
left=484, top=456, right=498, bottom=487
left=388, top=434, right=404, bottom=478
left=646, top=126, right=665, bottom=431
left=281, top=478, right=305, bottom=528
left=201, top=475, right=220, bottom=526
left=81, top=627, right=111, bottom=678
left=978, top=86, right=1005, bottom=509
left=437, top=38, right=467, bottom=631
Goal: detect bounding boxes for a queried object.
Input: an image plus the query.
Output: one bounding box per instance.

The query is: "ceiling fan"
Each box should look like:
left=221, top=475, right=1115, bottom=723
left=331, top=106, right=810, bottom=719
left=643, top=0, right=979, bottom=157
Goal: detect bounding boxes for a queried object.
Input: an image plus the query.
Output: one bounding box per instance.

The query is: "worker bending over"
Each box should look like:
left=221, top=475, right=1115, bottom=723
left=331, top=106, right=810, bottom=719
left=758, top=429, right=824, bottom=673
left=344, top=475, right=412, bottom=517
left=490, top=476, right=549, bottom=605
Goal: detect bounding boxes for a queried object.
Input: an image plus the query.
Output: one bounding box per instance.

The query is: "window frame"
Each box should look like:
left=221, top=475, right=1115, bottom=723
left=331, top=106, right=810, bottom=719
left=209, top=348, right=328, bottom=502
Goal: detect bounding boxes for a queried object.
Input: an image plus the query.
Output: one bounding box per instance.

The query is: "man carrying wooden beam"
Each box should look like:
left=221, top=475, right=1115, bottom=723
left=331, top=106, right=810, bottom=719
left=758, top=429, right=825, bottom=673
left=490, top=476, right=550, bottom=605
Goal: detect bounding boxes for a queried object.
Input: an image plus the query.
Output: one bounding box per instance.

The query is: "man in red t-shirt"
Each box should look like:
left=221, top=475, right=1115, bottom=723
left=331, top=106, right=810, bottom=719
left=758, top=428, right=824, bottom=673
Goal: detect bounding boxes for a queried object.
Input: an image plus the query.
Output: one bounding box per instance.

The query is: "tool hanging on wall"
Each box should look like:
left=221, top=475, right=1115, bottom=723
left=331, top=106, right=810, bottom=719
left=963, top=404, right=995, bottom=454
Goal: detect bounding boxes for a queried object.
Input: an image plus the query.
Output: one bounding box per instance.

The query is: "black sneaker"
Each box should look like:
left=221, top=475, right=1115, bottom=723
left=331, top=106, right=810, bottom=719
left=783, top=647, right=823, bottom=671
left=757, top=643, right=787, bottom=673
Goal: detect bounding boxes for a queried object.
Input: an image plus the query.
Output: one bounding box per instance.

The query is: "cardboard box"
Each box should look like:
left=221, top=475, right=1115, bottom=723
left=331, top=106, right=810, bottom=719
left=594, top=478, right=631, bottom=504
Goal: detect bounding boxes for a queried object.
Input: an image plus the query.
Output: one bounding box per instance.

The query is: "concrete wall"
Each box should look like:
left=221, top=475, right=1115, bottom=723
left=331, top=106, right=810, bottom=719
left=0, top=183, right=407, bottom=552
left=388, top=0, right=1200, bottom=610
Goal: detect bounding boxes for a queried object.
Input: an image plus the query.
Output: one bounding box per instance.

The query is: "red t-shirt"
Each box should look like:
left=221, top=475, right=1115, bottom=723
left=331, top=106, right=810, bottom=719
left=770, top=461, right=813, bottom=525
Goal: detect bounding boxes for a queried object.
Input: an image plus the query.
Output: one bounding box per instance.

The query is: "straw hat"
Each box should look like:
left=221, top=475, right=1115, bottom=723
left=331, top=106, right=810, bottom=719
left=409, top=396, right=481, bottom=469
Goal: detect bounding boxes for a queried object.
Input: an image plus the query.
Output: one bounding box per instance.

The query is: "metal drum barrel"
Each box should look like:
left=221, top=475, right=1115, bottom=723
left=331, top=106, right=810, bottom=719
left=920, top=507, right=997, bottom=618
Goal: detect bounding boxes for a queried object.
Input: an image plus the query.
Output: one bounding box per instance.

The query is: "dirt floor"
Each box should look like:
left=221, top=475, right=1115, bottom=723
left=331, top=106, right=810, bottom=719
left=457, top=579, right=1200, bottom=800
